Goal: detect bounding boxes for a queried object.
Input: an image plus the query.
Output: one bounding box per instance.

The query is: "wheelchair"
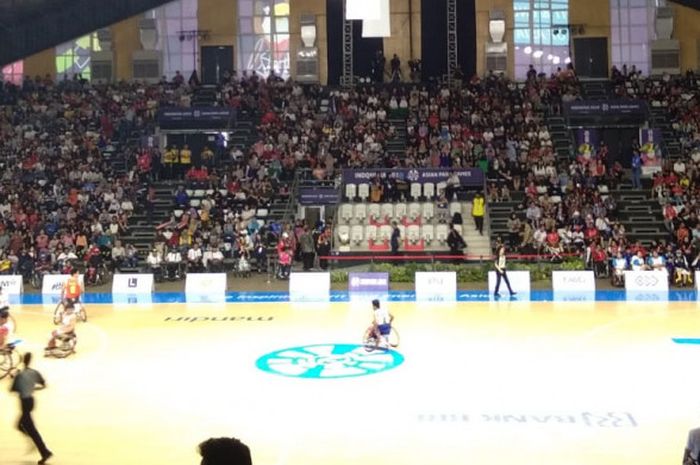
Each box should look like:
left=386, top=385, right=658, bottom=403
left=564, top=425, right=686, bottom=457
left=362, top=326, right=400, bottom=352
left=45, top=333, right=77, bottom=359
left=53, top=300, right=87, bottom=324
left=0, top=340, right=22, bottom=379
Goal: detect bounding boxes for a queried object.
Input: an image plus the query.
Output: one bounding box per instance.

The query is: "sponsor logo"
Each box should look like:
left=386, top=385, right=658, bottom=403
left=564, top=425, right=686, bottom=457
left=52, top=282, right=63, bottom=291
left=407, top=169, right=420, bottom=182
left=128, top=278, right=138, bottom=288
left=256, top=343, right=404, bottom=379
left=634, top=274, right=659, bottom=287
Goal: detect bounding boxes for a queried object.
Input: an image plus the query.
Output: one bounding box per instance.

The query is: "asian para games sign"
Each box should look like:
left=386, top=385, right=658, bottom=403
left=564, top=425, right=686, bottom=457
left=342, top=168, right=484, bottom=186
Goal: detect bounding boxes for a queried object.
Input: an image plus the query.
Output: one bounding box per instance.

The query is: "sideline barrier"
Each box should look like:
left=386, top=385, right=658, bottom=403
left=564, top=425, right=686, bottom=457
left=0, top=275, right=23, bottom=295
left=415, top=272, right=456, bottom=301
left=185, top=273, right=227, bottom=297
left=112, top=274, right=154, bottom=294
left=552, top=271, right=596, bottom=301
left=42, top=274, right=84, bottom=295
left=488, top=271, right=531, bottom=295
left=290, top=272, right=330, bottom=302
left=624, top=270, right=668, bottom=292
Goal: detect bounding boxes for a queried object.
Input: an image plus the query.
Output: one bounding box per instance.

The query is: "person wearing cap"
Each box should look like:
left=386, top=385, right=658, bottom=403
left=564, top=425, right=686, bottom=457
left=368, top=299, right=394, bottom=349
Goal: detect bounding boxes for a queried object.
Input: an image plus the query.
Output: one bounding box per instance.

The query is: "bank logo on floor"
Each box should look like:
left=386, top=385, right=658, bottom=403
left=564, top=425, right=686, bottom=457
left=256, top=344, right=404, bottom=379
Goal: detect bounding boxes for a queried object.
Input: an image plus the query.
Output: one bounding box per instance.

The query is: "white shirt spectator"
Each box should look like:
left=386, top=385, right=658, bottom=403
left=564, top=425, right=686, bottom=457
left=673, top=160, right=686, bottom=174
left=187, top=247, right=203, bottom=263
left=147, top=251, right=162, bottom=267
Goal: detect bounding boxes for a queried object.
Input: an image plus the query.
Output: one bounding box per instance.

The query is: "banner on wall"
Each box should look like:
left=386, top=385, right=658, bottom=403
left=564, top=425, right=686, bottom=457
left=112, top=274, right=154, bottom=294
left=185, top=273, right=227, bottom=296
left=158, top=107, right=235, bottom=123
left=575, top=129, right=600, bottom=157
left=564, top=100, right=649, bottom=116
left=299, top=187, right=341, bottom=205
left=42, top=274, right=84, bottom=295
left=624, top=270, right=669, bottom=292
left=639, top=128, right=663, bottom=167
left=342, top=168, right=484, bottom=186
left=415, top=272, right=456, bottom=301
left=290, top=272, right=330, bottom=302
left=0, top=275, right=23, bottom=295
left=487, top=271, right=531, bottom=295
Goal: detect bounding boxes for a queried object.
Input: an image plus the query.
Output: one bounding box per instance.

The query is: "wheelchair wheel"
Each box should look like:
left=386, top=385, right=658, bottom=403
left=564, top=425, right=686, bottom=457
left=0, top=352, right=12, bottom=380
left=77, top=305, right=87, bottom=322
left=53, top=303, right=64, bottom=325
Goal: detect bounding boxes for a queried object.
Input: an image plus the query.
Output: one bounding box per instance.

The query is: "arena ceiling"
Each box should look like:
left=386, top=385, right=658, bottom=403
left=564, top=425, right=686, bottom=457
left=0, top=0, right=174, bottom=67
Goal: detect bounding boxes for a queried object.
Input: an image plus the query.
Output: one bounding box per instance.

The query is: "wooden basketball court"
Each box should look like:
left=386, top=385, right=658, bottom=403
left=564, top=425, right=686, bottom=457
left=1, top=299, right=698, bottom=465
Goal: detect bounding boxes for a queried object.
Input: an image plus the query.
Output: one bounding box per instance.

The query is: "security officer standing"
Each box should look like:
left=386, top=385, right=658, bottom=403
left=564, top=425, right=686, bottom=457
left=472, top=192, right=485, bottom=235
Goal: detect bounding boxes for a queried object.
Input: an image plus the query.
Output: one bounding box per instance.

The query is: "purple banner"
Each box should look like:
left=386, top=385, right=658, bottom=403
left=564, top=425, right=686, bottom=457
left=299, top=187, right=341, bottom=205
left=639, top=128, right=663, bottom=166
left=576, top=129, right=600, bottom=157
left=639, top=128, right=662, bottom=146
left=564, top=100, right=649, bottom=116
left=348, top=272, right=390, bottom=292
left=342, top=168, right=483, bottom=186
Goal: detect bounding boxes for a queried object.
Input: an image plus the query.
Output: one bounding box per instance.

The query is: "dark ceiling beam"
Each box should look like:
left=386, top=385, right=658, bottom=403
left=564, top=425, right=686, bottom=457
left=0, top=0, right=175, bottom=67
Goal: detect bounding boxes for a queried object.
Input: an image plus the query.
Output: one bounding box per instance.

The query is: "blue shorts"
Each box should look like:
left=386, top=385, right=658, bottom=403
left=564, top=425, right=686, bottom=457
left=377, top=323, right=391, bottom=336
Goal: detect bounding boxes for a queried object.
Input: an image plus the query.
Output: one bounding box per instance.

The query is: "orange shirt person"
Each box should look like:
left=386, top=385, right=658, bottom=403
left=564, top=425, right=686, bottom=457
left=62, top=270, right=82, bottom=303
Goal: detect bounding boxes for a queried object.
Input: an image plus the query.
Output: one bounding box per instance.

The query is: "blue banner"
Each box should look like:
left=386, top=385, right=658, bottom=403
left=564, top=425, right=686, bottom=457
left=564, top=100, right=648, bottom=116
left=342, top=168, right=484, bottom=186
left=299, top=187, right=341, bottom=205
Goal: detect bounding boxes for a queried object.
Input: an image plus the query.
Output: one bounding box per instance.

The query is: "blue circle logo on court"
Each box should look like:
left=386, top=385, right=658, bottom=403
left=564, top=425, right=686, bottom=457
left=256, top=344, right=404, bottom=379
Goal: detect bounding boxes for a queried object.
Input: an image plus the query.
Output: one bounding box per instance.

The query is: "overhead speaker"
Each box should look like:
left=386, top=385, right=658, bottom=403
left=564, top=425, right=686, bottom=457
left=655, top=6, right=674, bottom=40
left=139, top=18, right=159, bottom=51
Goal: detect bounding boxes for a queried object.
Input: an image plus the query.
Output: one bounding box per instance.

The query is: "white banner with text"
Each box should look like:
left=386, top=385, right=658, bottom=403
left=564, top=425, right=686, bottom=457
left=0, top=275, right=23, bottom=295
left=290, top=272, right=330, bottom=302
left=42, top=274, right=84, bottom=295
left=415, top=272, right=457, bottom=301
left=624, top=270, right=668, bottom=292
left=552, top=271, right=596, bottom=292
left=112, top=274, right=154, bottom=294
left=185, top=273, right=227, bottom=296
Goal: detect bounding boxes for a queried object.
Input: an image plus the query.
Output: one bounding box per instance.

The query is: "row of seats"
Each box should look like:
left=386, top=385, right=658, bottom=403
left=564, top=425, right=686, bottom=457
left=185, top=189, right=228, bottom=198
left=173, top=208, right=269, bottom=219
left=345, top=182, right=450, bottom=202
left=337, top=223, right=466, bottom=246
left=339, top=202, right=465, bottom=224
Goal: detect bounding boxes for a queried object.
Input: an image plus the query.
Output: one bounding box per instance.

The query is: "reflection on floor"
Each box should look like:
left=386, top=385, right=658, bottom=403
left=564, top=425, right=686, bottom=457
left=1, top=299, right=698, bottom=465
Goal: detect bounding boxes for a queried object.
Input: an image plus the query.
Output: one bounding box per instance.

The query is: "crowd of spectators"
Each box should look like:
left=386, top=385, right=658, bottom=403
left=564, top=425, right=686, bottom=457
left=0, top=73, right=194, bottom=284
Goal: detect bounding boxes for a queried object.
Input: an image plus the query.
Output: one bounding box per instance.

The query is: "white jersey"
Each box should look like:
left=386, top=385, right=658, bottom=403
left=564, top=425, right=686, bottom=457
left=374, top=307, right=391, bottom=326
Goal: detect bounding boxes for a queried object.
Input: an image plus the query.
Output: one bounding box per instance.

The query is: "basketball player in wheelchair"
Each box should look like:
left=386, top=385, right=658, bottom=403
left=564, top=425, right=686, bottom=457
left=45, top=301, right=78, bottom=358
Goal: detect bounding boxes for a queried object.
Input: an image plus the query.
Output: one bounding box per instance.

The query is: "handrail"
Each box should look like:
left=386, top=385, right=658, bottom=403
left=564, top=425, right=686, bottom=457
left=319, top=252, right=579, bottom=261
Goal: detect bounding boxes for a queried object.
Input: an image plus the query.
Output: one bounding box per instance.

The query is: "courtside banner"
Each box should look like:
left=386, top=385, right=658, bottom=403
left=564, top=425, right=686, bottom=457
left=185, top=273, right=227, bottom=295
left=42, top=274, right=84, bottom=295
left=624, top=270, right=669, bottom=292
left=415, top=272, right=457, bottom=301
left=112, top=274, right=154, bottom=294
left=348, top=272, right=389, bottom=293
left=290, top=272, right=330, bottom=302
left=552, top=271, right=596, bottom=292
left=488, top=271, right=531, bottom=294
left=0, top=275, right=23, bottom=295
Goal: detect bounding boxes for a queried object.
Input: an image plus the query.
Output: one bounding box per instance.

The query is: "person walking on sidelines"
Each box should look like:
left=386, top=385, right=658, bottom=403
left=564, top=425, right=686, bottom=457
left=11, top=352, right=53, bottom=464
left=472, top=192, right=485, bottom=235
left=493, top=245, right=516, bottom=298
